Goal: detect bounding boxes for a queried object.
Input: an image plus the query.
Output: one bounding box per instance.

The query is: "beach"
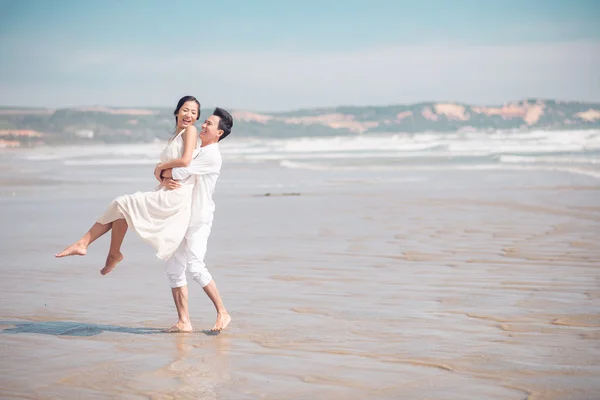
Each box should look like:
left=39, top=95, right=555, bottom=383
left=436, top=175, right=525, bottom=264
left=1, top=135, right=600, bottom=399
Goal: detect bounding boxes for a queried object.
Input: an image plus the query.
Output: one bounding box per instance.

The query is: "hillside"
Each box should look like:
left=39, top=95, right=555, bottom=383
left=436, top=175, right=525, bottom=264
left=1, top=99, right=599, bottom=147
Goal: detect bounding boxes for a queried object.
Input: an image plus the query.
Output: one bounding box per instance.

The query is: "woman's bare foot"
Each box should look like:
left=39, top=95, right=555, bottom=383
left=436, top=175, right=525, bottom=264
left=100, top=252, right=123, bottom=275
left=166, top=321, right=193, bottom=333
left=212, top=312, right=231, bottom=332
left=55, top=242, right=87, bottom=258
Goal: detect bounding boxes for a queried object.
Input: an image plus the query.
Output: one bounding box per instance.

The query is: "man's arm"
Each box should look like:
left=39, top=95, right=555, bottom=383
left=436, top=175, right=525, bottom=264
left=172, top=155, right=221, bottom=180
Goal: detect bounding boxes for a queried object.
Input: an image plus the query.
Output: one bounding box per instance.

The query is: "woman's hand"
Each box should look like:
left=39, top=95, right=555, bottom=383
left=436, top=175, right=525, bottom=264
left=154, top=163, right=163, bottom=182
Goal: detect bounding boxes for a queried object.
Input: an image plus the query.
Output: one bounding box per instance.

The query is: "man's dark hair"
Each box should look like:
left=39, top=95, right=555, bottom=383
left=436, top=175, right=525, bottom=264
left=213, top=107, right=233, bottom=141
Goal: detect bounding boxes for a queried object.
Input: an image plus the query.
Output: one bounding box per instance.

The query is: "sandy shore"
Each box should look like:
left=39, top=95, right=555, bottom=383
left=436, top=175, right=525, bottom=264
left=1, top=163, right=599, bottom=399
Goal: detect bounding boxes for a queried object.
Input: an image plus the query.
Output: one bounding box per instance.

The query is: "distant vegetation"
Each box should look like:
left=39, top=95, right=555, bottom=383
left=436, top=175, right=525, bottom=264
left=1, top=99, right=599, bottom=147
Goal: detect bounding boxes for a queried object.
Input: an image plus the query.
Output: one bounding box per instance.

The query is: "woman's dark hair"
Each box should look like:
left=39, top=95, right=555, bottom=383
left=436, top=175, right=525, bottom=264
left=213, top=107, right=233, bottom=141
left=173, top=95, right=201, bottom=124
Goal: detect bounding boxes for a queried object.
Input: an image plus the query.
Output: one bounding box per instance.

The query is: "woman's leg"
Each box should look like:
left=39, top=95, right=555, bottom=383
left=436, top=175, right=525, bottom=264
left=55, top=222, right=112, bottom=258
left=100, top=218, right=128, bottom=275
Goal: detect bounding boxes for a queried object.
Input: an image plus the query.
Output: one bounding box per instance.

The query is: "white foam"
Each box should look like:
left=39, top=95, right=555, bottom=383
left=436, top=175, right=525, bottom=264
left=21, top=143, right=163, bottom=162
left=228, top=130, right=600, bottom=158
left=500, top=155, right=600, bottom=164
left=235, top=150, right=483, bottom=161
left=17, top=130, right=600, bottom=180
left=63, top=158, right=157, bottom=166
left=279, top=160, right=331, bottom=171
left=230, top=134, right=444, bottom=154
left=280, top=160, right=600, bottom=179
left=18, top=130, right=600, bottom=163
left=455, top=143, right=592, bottom=154
left=24, top=154, right=65, bottom=161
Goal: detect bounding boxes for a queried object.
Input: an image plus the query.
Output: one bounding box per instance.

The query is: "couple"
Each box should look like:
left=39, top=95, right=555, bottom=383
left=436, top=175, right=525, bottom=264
left=56, top=96, right=233, bottom=333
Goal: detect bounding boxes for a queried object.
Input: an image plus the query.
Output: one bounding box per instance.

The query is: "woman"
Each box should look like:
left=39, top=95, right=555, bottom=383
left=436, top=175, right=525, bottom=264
left=56, top=95, right=201, bottom=275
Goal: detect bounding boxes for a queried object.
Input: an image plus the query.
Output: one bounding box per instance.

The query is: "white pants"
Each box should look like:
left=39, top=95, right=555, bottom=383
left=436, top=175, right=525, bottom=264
left=165, top=224, right=213, bottom=288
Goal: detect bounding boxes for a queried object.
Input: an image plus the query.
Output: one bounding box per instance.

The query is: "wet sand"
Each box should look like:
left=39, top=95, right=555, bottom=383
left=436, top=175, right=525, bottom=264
left=1, top=164, right=599, bottom=399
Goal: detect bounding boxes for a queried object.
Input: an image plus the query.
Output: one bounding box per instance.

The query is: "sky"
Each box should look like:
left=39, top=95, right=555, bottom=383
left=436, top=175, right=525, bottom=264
left=0, top=0, right=599, bottom=111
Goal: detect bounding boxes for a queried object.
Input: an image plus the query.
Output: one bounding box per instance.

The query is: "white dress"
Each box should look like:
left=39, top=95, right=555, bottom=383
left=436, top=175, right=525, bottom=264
left=97, top=129, right=195, bottom=260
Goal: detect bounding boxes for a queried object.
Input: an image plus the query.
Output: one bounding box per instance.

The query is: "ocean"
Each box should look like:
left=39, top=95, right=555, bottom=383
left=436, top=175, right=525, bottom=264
left=9, top=129, right=600, bottom=180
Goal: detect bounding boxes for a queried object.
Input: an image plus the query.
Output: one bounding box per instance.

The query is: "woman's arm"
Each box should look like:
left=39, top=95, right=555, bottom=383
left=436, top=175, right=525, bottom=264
left=156, top=126, right=198, bottom=172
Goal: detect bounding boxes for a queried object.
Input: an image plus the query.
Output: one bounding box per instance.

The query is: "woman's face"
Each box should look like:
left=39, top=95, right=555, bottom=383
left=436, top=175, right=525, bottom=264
left=176, top=101, right=199, bottom=129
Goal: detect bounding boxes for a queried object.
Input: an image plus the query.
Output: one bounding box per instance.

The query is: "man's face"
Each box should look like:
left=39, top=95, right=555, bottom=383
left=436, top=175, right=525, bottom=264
left=200, top=115, right=222, bottom=144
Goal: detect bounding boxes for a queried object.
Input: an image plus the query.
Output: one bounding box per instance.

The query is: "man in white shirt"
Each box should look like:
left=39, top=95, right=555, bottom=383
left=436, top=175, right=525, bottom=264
left=160, top=107, right=233, bottom=333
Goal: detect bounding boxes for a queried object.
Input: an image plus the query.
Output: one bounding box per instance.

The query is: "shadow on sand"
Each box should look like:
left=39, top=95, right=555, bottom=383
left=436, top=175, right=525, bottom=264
left=0, top=320, right=165, bottom=337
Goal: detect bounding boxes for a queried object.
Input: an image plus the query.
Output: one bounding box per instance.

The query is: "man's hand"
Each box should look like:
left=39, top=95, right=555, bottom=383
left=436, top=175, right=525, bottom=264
left=154, top=163, right=163, bottom=182
left=162, top=178, right=181, bottom=191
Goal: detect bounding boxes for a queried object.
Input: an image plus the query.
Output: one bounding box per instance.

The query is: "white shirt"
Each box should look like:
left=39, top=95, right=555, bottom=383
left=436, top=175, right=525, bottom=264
left=172, top=143, right=222, bottom=226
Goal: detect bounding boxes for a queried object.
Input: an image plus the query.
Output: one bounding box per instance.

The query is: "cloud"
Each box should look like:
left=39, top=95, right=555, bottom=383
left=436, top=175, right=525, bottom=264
left=1, top=41, right=599, bottom=110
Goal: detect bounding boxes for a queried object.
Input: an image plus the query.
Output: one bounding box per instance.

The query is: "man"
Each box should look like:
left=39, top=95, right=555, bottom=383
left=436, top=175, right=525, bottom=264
left=160, top=107, right=233, bottom=332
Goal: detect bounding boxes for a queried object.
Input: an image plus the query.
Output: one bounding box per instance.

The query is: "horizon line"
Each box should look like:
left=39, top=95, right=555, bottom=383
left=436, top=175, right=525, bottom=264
left=1, top=97, right=599, bottom=113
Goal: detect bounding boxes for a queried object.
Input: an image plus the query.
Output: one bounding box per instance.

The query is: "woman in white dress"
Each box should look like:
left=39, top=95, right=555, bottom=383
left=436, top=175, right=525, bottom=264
left=56, top=96, right=201, bottom=274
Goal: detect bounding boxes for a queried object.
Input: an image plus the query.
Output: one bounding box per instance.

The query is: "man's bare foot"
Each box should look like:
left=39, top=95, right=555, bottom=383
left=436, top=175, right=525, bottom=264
left=166, top=321, right=193, bottom=333
left=55, top=242, right=87, bottom=258
left=212, top=312, right=231, bottom=332
left=100, top=252, right=123, bottom=275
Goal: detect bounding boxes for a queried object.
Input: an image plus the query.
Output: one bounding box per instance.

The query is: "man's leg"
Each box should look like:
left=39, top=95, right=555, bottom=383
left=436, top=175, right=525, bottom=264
left=203, top=280, right=231, bottom=331
left=186, top=224, right=231, bottom=331
left=165, top=240, right=193, bottom=332
left=170, top=285, right=192, bottom=332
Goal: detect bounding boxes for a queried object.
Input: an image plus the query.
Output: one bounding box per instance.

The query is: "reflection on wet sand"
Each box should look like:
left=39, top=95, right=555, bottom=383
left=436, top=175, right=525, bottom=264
left=55, top=331, right=231, bottom=399
left=0, top=320, right=164, bottom=336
